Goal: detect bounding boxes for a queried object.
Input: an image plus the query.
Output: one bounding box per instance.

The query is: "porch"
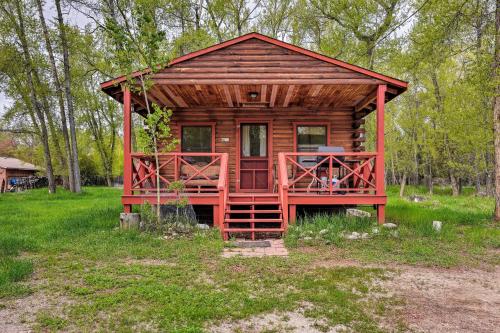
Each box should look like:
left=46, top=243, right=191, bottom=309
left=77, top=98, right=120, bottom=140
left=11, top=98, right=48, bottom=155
left=123, top=148, right=386, bottom=239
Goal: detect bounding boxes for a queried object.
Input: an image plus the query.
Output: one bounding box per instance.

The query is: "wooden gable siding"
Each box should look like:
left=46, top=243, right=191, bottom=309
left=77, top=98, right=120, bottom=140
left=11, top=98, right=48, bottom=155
left=158, top=107, right=361, bottom=192
left=146, top=39, right=378, bottom=110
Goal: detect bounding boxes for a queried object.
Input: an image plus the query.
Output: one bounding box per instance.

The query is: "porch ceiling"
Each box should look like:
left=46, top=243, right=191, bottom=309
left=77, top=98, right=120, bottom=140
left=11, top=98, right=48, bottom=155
left=107, top=82, right=399, bottom=118
left=149, top=83, right=378, bottom=109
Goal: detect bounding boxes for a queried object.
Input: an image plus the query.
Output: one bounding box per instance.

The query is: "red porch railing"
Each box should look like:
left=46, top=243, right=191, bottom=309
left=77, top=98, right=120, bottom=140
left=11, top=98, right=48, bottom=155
left=130, top=152, right=228, bottom=194
left=277, top=152, right=378, bottom=195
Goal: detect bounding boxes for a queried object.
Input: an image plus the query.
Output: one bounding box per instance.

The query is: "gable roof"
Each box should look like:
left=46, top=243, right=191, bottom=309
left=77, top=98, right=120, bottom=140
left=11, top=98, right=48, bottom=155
left=0, top=157, right=38, bottom=171
left=100, top=32, right=408, bottom=91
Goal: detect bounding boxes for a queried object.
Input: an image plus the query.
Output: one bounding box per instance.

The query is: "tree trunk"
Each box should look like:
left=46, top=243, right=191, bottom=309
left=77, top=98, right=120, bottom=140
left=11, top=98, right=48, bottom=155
left=12, top=1, right=56, bottom=193
left=55, top=0, right=81, bottom=193
left=450, top=173, right=460, bottom=196
left=32, top=68, right=68, bottom=188
left=390, top=150, right=397, bottom=184
left=494, top=0, right=500, bottom=221
left=83, top=98, right=116, bottom=188
left=399, top=172, right=407, bottom=198
left=36, top=0, right=75, bottom=191
left=140, top=75, right=161, bottom=224
left=486, top=170, right=493, bottom=195
left=476, top=174, right=482, bottom=195
left=42, top=94, right=68, bottom=188
left=426, top=162, right=433, bottom=195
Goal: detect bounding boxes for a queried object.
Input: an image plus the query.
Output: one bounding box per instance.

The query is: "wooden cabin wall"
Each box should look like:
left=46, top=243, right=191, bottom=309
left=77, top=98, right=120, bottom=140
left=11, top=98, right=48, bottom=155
left=153, top=107, right=360, bottom=192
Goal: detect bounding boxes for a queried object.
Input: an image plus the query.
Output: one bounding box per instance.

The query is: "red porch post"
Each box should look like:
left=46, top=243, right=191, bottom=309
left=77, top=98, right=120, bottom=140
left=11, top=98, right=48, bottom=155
left=376, top=84, right=387, bottom=224
left=289, top=204, right=296, bottom=224
left=123, top=86, right=132, bottom=213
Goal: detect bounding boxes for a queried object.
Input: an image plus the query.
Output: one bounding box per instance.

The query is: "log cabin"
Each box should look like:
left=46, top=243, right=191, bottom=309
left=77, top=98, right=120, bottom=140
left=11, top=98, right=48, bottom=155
left=101, top=32, right=407, bottom=239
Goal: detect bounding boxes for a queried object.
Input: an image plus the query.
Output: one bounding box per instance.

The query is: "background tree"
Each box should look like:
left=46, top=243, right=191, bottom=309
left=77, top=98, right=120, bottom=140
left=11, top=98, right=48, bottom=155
left=0, top=0, right=498, bottom=220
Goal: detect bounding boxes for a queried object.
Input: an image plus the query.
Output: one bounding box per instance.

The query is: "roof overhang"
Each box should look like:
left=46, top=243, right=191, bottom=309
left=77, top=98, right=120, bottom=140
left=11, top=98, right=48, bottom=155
left=100, top=32, right=407, bottom=117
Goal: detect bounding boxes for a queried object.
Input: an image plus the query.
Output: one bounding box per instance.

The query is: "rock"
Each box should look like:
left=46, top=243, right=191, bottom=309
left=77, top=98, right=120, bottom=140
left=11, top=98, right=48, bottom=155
left=390, top=230, right=399, bottom=237
left=119, top=213, right=141, bottom=230
left=409, top=195, right=425, bottom=202
left=372, top=227, right=379, bottom=234
left=382, top=223, right=398, bottom=229
left=346, top=209, right=371, bottom=218
left=303, top=236, right=313, bottom=241
left=319, top=229, right=328, bottom=235
left=361, top=232, right=369, bottom=239
left=345, top=232, right=360, bottom=240
left=196, top=223, right=210, bottom=230
left=432, top=220, right=442, bottom=232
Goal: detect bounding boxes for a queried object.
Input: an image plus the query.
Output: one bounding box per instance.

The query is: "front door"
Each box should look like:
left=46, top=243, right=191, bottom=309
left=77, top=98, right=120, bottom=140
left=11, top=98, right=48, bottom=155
left=238, top=123, right=270, bottom=191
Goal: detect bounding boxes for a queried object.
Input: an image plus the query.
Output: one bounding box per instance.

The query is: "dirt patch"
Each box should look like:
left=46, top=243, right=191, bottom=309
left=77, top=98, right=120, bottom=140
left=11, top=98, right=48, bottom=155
left=383, top=265, right=500, bottom=333
left=0, top=288, right=73, bottom=333
left=208, top=304, right=348, bottom=333
left=312, top=255, right=500, bottom=332
left=122, top=258, right=177, bottom=266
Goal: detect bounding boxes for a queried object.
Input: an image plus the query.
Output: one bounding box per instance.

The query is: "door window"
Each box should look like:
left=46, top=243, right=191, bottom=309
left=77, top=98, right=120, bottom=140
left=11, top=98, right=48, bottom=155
left=241, top=124, right=267, bottom=157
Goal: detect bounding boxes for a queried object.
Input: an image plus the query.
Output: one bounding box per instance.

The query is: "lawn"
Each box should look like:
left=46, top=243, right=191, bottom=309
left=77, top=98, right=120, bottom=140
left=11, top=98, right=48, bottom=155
left=0, top=186, right=498, bottom=332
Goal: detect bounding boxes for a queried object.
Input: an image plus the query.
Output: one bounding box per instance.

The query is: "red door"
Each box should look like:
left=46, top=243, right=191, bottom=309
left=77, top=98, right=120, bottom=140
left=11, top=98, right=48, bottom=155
left=239, top=123, right=270, bottom=192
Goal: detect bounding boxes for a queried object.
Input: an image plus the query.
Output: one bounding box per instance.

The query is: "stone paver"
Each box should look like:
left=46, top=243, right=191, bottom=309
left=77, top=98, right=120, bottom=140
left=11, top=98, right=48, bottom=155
left=222, top=239, right=288, bottom=258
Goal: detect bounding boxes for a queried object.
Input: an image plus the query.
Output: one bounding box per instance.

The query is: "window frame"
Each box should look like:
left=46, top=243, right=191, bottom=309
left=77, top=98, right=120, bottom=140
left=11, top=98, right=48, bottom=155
left=240, top=123, right=268, bottom=158
left=293, top=122, right=331, bottom=153
left=178, top=122, right=216, bottom=155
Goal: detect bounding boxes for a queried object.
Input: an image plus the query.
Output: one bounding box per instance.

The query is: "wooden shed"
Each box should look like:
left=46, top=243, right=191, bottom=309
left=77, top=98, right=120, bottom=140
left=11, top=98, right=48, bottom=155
left=0, top=157, right=38, bottom=193
left=101, top=32, right=407, bottom=239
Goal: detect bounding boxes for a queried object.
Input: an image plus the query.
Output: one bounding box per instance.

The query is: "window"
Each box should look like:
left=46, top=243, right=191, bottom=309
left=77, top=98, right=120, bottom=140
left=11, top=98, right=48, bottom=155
left=241, top=124, right=267, bottom=157
left=296, top=125, right=327, bottom=152
left=296, top=125, right=328, bottom=165
left=181, top=126, right=213, bottom=163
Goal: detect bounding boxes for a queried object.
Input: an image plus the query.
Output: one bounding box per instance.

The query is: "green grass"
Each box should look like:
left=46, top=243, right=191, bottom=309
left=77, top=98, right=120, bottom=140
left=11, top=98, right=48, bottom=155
left=0, top=187, right=399, bottom=332
left=286, top=185, right=499, bottom=267
left=0, top=186, right=497, bottom=331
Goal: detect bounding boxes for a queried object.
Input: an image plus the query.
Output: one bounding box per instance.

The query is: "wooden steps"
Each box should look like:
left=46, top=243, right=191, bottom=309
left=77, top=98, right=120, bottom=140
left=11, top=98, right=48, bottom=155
left=225, top=218, right=283, bottom=223
left=226, top=210, right=282, bottom=214
left=227, top=201, right=279, bottom=205
left=223, top=193, right=284, bottom=240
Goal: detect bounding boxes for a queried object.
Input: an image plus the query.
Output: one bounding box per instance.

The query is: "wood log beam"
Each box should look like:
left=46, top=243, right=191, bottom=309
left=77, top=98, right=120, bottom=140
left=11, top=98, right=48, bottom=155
left=233, top=85, right=242, bottom=106
left=153, top=73, right=369, bottom=79
left=269, top=85, right=278, bottom=107
left=261, top=84, right=267, bottom=103
left=222, top=85, right=234, bottom=107
left=150, top=86, right=175, bottom=107
left=352, top=119, right=365, bottom=128
left=309, top=84, right=323, bottom=97
left=130, top=93, right=147, bottom=110
left=354, top=88, right=378, bottom=112
left=353, top=128, right=366, bottom=138
left=163, top=86, right=188, bottom=107
left=153, top=79, right=383, bottom=85
left=283, top=85, right=295, bottom=107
